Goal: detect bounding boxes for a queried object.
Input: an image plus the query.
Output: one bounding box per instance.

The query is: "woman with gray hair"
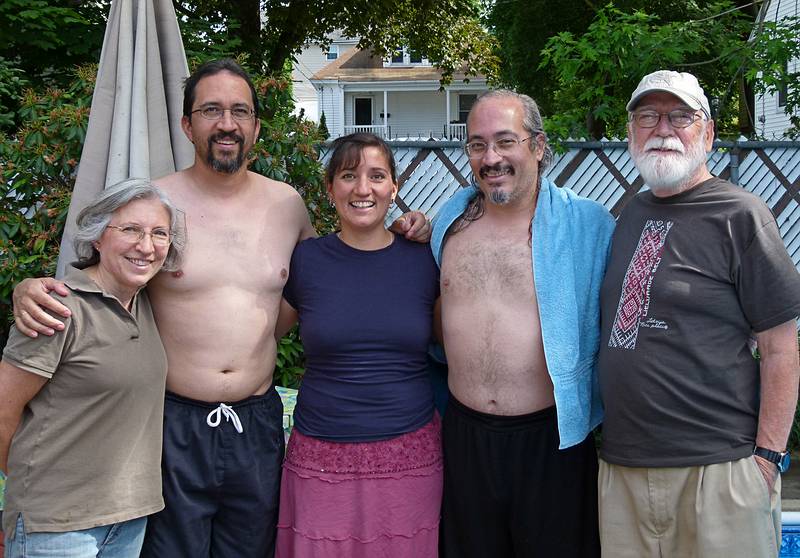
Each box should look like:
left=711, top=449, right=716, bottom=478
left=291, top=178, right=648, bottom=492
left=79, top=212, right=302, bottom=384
left=0, top=178, right=184, bottom=558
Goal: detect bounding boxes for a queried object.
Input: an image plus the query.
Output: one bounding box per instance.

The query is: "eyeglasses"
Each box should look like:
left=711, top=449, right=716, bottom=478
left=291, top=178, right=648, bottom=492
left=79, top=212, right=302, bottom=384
left=107, top=225, right=172, bottom=247
left=464, top=136, right=534, bottom=159
left=191, top=106, right=255, bottom=121
left=630, top=110, right=705, bottom=129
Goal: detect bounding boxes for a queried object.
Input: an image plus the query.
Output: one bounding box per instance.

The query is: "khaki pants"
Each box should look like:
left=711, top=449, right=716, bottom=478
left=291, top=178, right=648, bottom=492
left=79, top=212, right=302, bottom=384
left=599, top=457, right=781, bottom=558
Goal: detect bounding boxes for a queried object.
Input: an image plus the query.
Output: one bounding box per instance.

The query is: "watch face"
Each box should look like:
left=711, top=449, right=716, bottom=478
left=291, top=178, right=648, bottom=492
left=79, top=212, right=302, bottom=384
left=779, top=453, right=791, bottom=474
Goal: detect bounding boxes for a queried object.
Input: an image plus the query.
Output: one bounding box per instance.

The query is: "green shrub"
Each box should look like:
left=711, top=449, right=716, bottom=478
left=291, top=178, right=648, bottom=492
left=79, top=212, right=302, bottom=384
left=275, top=327, right=305, bottom=389
left=0, top=65, right=95, bottom=346
left=318, top=112, right=330, bottom=141
left=0, top=57, right=29, bottom=131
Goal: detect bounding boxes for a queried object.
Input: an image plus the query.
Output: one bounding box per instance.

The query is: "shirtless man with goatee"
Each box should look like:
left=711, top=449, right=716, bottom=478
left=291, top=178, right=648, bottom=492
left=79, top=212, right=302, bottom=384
left=430, top=89, right=614, bottom=558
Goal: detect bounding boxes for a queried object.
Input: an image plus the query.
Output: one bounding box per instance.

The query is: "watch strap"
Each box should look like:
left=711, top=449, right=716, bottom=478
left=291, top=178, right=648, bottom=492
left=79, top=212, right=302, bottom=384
left=754, top=446, right=790, bottom=473
left=754, top=447, right=783, bottom=463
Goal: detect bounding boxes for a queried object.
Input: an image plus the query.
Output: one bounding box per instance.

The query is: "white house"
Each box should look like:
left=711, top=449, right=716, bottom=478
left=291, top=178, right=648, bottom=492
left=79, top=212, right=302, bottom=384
left=754, top=0, right=799, bottom=138
left=291, top=31, right=359, bottom=121
left=309, top=46, right=488, bottom=140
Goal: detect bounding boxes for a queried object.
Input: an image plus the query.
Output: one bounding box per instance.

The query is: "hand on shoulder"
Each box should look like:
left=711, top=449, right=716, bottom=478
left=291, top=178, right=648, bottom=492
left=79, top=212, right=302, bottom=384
left=12, top=277, right=70, bottom=338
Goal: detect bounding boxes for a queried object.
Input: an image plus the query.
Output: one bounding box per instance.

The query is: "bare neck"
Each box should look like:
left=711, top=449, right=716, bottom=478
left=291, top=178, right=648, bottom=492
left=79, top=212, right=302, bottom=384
left=482, top=187, right=539, bottom=227
left=84, top=265, right=135, bottom=311
left=184, top=161, right=252, bottom=198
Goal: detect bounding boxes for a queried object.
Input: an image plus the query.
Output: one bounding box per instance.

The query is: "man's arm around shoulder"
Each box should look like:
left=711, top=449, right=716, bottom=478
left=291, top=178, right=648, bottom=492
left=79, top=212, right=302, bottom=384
left=12, top=278, right=70, bottom=338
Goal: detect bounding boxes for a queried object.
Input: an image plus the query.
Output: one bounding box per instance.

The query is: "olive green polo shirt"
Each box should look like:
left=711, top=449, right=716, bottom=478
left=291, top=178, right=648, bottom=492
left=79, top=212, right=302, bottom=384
left=2, top=265, right=167, bottom=536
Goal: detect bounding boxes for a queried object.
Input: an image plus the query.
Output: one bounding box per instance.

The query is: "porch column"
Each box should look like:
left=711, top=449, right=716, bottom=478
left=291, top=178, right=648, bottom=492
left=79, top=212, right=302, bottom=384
left=383, top=90, right=388, bottom=138
left=445, top=89, right=451, bottom=139
left=339, top=84, right=345, bottom=136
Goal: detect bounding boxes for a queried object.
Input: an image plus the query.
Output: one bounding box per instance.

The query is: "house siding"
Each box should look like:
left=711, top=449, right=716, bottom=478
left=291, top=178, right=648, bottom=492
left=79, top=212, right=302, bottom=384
left=317, top=83, right=345, bottom=137
left=292, top=41, right=357, bottom=122
left=755, top=0, right=799, bottom=138
left=293, top=45, right=327, bottom=120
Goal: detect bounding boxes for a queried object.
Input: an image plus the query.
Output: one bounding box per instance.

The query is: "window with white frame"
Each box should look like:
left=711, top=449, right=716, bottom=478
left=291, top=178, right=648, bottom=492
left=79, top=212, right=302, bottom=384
left=385, top=47, right=429, bottom=66
left=326, top=45, right=339, bottom=61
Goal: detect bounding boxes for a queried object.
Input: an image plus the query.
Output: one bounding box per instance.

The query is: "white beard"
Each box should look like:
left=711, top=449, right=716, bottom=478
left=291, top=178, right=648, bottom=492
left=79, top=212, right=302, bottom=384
left=630, top=128, right=708, bottom=196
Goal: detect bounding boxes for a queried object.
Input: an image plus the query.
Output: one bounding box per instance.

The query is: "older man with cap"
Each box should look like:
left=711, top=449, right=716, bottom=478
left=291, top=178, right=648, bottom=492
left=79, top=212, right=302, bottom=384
left=597, top=69, right=800, bottom=558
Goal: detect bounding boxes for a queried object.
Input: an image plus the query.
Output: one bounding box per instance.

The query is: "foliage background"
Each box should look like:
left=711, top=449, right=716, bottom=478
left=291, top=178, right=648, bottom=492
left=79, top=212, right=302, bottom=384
left=485, top=0, right=800, bottom=140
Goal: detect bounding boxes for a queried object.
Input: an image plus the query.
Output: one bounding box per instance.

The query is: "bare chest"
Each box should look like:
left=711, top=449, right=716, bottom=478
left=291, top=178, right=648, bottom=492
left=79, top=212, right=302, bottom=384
left=154, top=208, right=295, bottom=296
left=441, top=226, right=535, bottom=299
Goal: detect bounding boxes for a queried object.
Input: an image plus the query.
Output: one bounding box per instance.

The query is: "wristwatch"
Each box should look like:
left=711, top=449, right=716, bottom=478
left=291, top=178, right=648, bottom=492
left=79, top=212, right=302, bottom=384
left=754, top=446, right=791, bottom=473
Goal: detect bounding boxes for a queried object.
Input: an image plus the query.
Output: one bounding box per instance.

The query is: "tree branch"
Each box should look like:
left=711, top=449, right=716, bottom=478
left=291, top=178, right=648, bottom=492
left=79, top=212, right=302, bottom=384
left=675, top=45, right=747, bottom=67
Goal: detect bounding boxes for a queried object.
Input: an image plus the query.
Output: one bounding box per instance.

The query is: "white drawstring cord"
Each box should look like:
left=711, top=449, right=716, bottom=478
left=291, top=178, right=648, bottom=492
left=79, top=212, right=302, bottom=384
left=206, top=403, right=244, bottom=434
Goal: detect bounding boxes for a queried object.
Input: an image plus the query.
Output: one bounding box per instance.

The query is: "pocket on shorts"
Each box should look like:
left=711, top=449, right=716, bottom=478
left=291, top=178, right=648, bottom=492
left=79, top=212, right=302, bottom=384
left=745, top=455, right=773, bottom=507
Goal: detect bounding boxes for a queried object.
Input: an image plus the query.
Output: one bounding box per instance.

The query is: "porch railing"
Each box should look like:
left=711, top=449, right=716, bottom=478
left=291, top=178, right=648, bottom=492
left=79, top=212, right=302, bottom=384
left=343, top=124, right=390, bottom=138
left=446, top=123, right=467, bottom=141
left=338, top=124, right=468, bottom=140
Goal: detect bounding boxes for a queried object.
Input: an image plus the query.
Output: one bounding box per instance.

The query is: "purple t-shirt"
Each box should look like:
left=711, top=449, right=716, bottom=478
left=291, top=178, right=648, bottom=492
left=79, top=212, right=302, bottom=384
left=284, top=233, right=440, bottom=442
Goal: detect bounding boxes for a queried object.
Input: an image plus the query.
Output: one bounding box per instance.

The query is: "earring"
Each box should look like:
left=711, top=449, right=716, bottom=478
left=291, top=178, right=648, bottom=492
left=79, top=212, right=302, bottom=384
left=390, top=197, right=396, bottom=208
left=328, top=197, right=335, bottom=208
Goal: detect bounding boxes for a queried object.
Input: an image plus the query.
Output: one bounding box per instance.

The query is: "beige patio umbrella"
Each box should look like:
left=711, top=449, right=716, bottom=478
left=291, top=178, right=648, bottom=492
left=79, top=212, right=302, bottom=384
left=57, top=0, right=194, bottom=276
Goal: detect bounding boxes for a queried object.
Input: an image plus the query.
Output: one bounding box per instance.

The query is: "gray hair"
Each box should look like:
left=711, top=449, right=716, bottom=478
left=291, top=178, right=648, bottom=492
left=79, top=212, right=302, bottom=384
left=471, top=89, right=554, bottom=172
left=73, top=178, right=186, bottom=272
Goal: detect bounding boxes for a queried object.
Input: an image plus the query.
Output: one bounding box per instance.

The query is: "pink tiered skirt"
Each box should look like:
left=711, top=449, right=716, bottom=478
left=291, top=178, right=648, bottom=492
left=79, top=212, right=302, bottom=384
left=276, top=415, right=443, bottom=558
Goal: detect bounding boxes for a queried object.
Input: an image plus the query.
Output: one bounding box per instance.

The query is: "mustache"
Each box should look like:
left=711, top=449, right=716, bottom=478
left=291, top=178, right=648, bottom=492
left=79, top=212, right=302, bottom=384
left=479, top=163, right=514, bottom=178
left=209, top=132, right=244, bottom=145
left=643, top=137, right=685, bottom=154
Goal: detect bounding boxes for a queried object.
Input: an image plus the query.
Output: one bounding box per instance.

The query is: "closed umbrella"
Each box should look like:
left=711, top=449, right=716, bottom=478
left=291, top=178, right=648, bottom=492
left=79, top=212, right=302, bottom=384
left=57, top=0, right=194, bottom=276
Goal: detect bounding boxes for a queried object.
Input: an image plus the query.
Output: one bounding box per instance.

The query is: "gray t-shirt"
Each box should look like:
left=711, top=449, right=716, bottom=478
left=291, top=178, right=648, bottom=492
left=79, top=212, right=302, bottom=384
left=2, top=265, right=167, bottom=535
left=599, top=178, right=800, bottom=467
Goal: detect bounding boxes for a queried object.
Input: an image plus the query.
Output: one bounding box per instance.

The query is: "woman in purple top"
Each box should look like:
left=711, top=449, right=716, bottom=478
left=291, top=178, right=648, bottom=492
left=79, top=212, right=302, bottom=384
left=275, top=133, right=442, bottom=557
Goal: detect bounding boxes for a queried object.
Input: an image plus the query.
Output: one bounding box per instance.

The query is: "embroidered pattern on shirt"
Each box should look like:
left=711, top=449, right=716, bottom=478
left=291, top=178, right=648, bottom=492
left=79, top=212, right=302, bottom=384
left=609, top=219, right=673, bottom=350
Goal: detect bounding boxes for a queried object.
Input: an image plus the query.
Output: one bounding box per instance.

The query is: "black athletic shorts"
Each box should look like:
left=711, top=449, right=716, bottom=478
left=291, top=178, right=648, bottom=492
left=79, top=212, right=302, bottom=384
left=140, top=387, right=285, bottom=558
left=441, top=394, right=600, bottom=558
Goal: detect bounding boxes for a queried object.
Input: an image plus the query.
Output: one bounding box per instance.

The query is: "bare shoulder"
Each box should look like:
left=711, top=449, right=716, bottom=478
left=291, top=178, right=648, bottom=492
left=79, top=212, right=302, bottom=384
left=250, top=172, right=308, bottom=214
left=152, top=170, right=191, bottom=199
left=152, top=170, right=182, bottom=190
left=248, top=172, right=315, bottom=238
left=249, top=171, right=303, bottom=203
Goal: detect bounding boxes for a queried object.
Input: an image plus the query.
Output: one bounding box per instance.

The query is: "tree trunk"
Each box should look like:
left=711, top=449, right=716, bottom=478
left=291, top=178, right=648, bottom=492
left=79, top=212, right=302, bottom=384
left=234, top=0, right=263, bottom=71
left=736, top=0, right=759, bottom=137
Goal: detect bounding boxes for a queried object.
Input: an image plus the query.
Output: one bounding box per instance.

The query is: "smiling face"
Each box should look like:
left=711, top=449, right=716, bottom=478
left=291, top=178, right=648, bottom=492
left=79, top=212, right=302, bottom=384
left=628, top=91, right=714, bottom=197
left=327, top=146, right=398, bottom=240
left=92, top=197, right=171, bottom=304
left=181, top=70, right=260, bottom=174
left=466, top=96, right=544, bottom=208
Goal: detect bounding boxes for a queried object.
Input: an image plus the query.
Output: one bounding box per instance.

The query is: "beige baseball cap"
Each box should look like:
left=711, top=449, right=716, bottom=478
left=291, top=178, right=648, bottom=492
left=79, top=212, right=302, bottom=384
left=627, top=70, right=710, bottom=117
